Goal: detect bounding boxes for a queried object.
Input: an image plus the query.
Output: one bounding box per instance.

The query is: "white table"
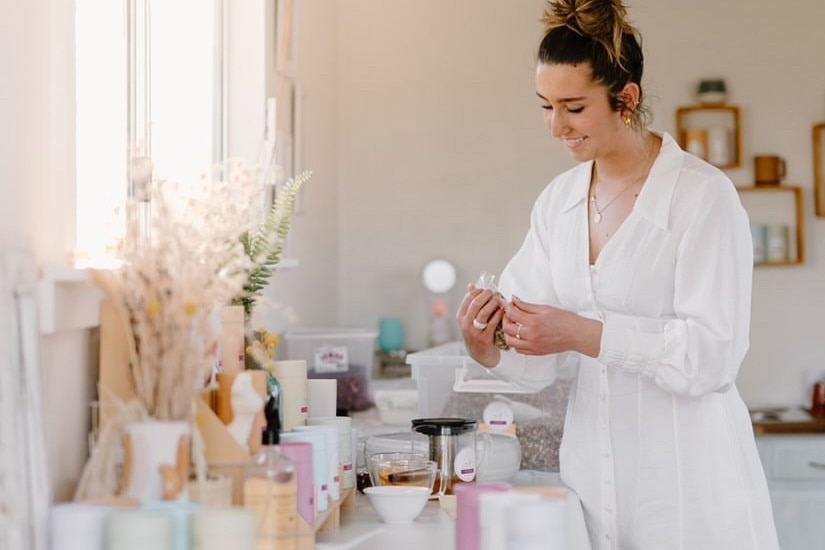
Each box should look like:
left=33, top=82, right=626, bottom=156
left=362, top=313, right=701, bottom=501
left=315, top=494, right=454, bottom=550
left=315, top=472, right=591, bottom=550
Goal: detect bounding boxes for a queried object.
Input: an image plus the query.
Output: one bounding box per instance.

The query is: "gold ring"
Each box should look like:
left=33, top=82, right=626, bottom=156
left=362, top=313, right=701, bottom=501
left=516, top=323, right=523, bottom=339
left=472, top=318, right=488, bottom=330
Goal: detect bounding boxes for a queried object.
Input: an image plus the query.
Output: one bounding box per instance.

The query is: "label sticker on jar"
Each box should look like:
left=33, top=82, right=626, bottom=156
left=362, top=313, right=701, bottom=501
left=454, top=446, right=477, bottom=482
left=483, top=401, right=514, bottom=430
left=314, top=345, right=349, bottom=373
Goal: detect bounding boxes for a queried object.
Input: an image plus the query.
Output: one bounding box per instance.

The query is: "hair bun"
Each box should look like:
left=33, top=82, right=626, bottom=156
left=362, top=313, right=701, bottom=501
left=541, top=0, right=634, bottom=67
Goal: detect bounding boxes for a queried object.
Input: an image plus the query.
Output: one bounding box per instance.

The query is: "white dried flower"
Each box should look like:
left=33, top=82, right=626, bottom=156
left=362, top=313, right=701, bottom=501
left=93, top=159, right=275, bottom=421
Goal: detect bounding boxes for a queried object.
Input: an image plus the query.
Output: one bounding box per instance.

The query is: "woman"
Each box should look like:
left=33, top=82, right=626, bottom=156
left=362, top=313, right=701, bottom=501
left=457, top=0, right=780, bottom=548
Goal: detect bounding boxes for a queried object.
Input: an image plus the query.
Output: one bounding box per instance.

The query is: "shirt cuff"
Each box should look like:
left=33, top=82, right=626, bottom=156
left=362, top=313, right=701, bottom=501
left=598, top=313, right=687, bottom=377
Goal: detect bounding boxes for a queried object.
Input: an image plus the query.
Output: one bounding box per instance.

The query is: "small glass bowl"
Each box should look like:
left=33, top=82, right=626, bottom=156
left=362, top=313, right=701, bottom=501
left=367, top=452, right=437, bottom=493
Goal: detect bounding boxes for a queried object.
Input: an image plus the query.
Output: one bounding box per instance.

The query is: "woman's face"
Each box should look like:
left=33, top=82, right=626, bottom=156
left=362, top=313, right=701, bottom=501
left=535, top=62, right=626, bottom=162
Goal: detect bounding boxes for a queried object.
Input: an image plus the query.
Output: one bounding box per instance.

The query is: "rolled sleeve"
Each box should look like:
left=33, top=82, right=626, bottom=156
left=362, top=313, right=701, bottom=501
left=598, top=173, right=752, bottom=396
left=599, top=314, right=688, bottom=378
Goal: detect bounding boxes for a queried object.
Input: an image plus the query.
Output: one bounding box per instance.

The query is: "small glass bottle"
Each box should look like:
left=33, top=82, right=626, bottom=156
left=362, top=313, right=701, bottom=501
left=428, top=299, right=451, bottom=347
left=244, top=396, right=298, bottom=549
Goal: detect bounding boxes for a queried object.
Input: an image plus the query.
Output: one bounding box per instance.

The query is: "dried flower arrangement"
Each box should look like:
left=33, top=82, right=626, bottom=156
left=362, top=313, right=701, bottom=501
left=244, top=325, right=285, bottom=399
left=93, top=159, right=282, bottom=422
left=75, top=160, right=312, bottom=501
left=246, top=327, right=281, bottom=367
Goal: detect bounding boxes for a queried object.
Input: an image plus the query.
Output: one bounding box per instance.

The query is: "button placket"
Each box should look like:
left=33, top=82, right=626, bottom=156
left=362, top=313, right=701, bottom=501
left=598, top=364, right=617, bottom=549
left=591, top=265, right=616, bottom=548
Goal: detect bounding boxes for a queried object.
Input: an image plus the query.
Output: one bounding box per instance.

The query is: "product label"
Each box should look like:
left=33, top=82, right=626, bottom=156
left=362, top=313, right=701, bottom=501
left=454, top=446, right=476, bottom=482
left=482, top=401, right=514, bottom=430
left=244, top=477, right=298, bottom=540
left=313, top=345, right=349, bottom=373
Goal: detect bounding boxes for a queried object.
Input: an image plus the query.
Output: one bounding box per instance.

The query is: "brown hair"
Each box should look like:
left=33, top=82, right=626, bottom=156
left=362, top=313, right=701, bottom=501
left=538, top=0, right=649, bottom=126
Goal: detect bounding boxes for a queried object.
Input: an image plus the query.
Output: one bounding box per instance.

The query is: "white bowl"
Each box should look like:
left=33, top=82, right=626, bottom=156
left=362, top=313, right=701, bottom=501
left=364, top=486, right=431, bottom=524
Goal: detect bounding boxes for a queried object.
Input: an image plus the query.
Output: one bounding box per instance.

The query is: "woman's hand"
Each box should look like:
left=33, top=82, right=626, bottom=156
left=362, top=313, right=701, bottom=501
left=456, top=284, right=505, bottom=368
left=503, top=296, right=602, bottom=358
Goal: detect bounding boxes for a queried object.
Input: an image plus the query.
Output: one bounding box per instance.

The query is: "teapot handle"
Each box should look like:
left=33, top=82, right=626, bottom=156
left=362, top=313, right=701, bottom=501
left=475, top=431, right=493, bottom=472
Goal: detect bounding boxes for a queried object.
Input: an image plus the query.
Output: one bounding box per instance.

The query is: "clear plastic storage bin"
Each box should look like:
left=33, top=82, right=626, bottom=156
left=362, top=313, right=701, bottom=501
left=283, top=328, right=378, bottom=412
left=407, top=341, right=537, bottom=418
left=406, top=341, right=572, bottom=472
left=283, top=328, right=378, bottom=374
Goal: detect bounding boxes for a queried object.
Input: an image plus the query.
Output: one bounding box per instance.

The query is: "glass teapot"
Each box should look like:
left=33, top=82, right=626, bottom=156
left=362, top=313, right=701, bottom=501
left=411, top=417, right=477, bottom=496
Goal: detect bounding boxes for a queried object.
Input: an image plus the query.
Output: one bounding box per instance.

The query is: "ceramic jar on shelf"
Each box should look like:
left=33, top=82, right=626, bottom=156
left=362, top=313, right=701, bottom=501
left=120, top=419, right=191, bottom=502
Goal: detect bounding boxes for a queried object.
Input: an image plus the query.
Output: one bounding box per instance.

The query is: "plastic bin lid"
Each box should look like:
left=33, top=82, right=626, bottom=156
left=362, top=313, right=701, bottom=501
left=285, top=328, right=378, bottom=339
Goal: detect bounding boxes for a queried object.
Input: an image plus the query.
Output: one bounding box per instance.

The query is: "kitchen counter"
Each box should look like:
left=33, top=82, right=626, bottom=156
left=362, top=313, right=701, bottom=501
left=315, top=494, right=454, bottom=550
left=315, top=472, right=591, bottom=549
left=750, top=406, right=825, bottom=434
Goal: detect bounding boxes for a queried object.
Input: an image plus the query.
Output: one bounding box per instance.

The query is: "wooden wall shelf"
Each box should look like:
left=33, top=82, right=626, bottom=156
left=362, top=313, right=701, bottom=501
left=813, top=122, right=825, bottom=217
left=737, top=185, right=804, bottom=266
left=676, top=104, right=742, bottom=169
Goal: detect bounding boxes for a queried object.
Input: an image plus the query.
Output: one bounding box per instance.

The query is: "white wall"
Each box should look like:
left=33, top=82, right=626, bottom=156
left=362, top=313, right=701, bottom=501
left=295, top=0, right=825, bottom=407
left=1, top=0, right=97, bottom=501
left=256, top=0, right=342, bottom=332
left=333, top=0, right=555, bottom=347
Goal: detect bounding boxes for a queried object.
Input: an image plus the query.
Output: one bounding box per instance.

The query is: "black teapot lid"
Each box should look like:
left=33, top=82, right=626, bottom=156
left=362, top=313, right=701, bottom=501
left=411, top=417, right=476, bottom=436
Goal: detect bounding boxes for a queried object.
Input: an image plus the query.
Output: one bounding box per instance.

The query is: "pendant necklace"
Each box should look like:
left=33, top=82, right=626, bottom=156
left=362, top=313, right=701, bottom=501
left=590, top=182, right=637, bottom=224
left=590, top=136, right=655, bottom=224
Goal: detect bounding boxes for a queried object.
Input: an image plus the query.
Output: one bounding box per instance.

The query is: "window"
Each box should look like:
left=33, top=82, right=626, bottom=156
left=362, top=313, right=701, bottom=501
left=75, top=0, right=127, bottom=264
left=75, top=0, right=224, bottom=265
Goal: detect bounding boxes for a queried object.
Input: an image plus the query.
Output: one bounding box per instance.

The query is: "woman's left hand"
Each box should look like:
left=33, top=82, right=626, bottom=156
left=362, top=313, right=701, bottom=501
left=503, top=296, right=602, bottom=357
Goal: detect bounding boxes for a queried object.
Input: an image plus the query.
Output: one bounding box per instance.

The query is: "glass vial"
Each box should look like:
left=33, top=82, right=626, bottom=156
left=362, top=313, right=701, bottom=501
left=244, top=397, right=298, bottom=549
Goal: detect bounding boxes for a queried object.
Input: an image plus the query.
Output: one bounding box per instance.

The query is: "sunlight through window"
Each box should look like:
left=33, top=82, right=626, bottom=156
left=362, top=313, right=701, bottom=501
left=75, top=0, right=127, bottom=266
left=75, top=0, right=222, bottom=267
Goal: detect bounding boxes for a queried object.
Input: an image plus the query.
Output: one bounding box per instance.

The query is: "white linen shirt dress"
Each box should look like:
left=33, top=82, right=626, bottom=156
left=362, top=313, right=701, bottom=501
left=491, top=132, right=780, bottom=550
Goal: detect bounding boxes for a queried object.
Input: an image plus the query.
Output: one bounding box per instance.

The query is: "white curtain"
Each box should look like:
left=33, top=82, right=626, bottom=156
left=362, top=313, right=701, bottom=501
left=0, top=237, right=50, bottom=550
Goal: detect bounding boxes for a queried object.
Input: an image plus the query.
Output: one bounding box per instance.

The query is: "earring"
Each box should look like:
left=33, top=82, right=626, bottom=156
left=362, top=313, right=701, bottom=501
left=624, top=100, right=636, bottom=128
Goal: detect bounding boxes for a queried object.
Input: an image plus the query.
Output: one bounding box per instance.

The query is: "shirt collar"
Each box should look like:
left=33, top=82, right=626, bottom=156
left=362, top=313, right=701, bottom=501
left=560, top=163, right=593, bottom=213
left=635, top=131, right=681, bottom=231
left=559, top=131, right=682, bottom=231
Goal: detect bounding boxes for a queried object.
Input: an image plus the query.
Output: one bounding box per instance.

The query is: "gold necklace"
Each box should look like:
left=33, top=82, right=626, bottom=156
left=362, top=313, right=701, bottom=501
left=590, top=182, right=637, bottom=224
left=590, top=135, right=656, bottom=224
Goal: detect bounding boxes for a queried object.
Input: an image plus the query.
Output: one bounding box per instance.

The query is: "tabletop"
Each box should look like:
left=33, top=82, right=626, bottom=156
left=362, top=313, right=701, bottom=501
left=314, top=473, right=592, bottom=550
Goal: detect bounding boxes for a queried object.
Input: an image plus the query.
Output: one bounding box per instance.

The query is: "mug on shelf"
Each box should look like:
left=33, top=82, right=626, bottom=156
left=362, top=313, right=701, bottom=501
left=754, top=155, right=786, bottom=185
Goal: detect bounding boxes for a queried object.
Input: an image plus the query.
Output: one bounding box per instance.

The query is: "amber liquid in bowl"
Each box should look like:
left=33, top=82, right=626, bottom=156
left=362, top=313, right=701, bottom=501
left=379, top=466, right=433, bottom=487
